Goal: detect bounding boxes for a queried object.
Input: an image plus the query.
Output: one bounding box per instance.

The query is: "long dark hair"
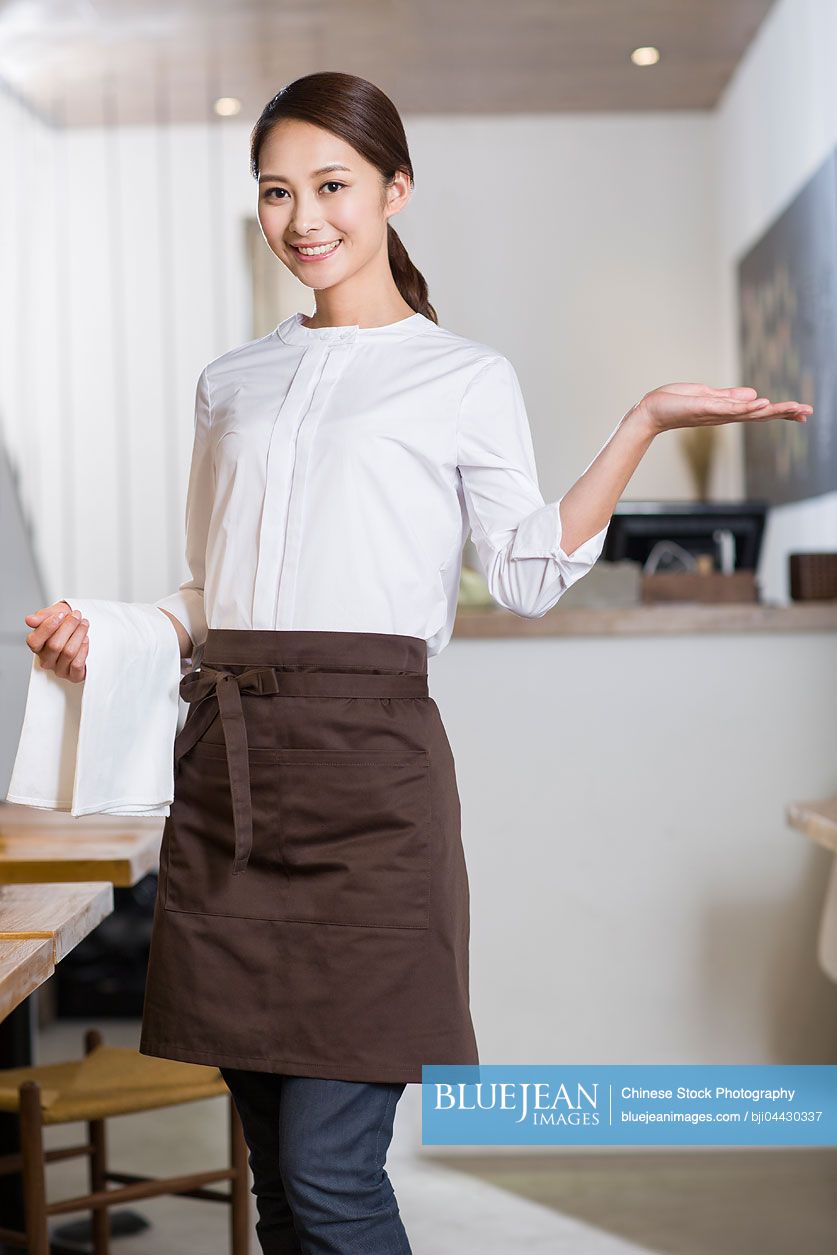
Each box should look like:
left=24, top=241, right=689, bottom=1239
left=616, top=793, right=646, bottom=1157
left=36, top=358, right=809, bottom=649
left=250, top=71, right=437, bottom=324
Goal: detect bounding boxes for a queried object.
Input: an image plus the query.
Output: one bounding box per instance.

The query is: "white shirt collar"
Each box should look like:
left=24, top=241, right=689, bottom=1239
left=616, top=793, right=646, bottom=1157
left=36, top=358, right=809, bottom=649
left=275, top=309, right=430, bottom=347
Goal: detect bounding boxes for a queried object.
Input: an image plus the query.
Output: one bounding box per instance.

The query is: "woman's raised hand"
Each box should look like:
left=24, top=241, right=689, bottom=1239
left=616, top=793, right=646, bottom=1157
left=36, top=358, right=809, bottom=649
left=637, top=383, right=813, bottom=434
left=24, top=602, right=89, bottom=683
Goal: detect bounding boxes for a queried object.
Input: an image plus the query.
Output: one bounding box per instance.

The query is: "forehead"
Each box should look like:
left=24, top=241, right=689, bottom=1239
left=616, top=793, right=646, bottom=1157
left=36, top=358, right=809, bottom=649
left=259, top=119, right=362, bottom=175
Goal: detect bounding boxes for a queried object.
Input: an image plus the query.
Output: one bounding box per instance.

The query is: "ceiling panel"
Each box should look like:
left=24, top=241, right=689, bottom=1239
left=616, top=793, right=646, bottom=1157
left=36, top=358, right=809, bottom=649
left=0, top=0, right=778, bottom=127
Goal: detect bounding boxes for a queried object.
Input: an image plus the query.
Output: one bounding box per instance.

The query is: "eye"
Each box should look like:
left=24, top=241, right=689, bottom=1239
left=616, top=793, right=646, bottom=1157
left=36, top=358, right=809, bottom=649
left=262, top=181, right=346, bottom=201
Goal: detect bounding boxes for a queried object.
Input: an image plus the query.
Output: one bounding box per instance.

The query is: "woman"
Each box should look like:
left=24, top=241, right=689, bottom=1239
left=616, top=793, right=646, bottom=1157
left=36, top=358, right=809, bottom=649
left=26, top=70, right=811, bottom=1255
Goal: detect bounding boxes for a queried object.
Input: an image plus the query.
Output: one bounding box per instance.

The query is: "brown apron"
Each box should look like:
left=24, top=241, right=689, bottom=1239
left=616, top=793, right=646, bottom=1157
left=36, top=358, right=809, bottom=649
left=139, top=628, right=479, bottom=1084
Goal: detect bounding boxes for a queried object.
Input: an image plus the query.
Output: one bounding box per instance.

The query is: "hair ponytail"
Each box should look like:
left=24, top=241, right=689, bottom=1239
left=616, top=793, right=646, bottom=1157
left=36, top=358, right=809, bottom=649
left=250, top=71, right=438, bottom=324
left=386, top=222, right=437, bottom=324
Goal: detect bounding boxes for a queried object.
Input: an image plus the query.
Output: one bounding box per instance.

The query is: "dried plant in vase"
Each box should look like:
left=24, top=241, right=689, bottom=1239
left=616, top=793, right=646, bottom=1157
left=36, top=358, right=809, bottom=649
left=678, top=425, right=718, bottom=500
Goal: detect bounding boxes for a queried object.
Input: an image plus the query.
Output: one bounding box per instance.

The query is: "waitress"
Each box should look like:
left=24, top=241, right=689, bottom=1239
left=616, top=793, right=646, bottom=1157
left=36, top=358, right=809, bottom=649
left=29, top=70, right=812, bottom=1255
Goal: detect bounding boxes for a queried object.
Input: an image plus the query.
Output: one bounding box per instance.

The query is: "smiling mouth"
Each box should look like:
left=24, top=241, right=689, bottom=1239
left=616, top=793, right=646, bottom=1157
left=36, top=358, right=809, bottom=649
left=291, top=239, right=343, bottom=258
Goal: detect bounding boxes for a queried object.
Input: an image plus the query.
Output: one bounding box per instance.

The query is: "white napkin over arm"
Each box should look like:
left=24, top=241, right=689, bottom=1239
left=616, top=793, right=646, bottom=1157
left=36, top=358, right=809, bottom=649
left=6, top=600, right=183, bottom=817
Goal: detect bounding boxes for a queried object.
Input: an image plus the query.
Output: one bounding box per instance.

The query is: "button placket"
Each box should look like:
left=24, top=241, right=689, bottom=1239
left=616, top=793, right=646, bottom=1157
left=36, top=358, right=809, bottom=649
left=251, top=345, right=328, bottom=627
left=274, top=344, right=355, bottom=624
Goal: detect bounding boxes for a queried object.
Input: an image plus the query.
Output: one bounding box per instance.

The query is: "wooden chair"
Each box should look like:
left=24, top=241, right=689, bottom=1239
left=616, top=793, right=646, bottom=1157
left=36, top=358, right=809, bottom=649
left=0, top=1027, right=249, bottom=1254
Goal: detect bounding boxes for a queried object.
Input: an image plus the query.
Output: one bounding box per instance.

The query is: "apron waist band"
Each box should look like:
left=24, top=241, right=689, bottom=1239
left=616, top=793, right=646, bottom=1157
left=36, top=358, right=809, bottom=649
left=202, top=628, right=428, bottom=675
left=172, top=664, right=429, bottom=878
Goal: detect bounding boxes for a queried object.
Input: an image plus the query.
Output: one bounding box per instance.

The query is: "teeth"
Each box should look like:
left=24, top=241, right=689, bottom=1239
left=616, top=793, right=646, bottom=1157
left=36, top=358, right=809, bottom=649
left=296, top=240, right=341, bottom=256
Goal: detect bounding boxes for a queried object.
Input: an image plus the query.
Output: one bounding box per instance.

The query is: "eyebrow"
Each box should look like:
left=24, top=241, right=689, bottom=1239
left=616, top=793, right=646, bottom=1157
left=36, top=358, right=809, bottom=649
left=258, top=164, right=352, bottom=184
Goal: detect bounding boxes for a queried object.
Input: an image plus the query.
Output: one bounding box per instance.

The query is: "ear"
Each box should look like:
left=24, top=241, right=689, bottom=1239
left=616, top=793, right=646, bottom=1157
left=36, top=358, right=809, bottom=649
left=385, top=169, right=413, bottom=222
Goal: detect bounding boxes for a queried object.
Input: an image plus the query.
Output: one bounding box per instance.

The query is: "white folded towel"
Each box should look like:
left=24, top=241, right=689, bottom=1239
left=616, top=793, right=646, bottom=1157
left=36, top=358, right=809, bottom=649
left=6, top=600, right=183, bottom=817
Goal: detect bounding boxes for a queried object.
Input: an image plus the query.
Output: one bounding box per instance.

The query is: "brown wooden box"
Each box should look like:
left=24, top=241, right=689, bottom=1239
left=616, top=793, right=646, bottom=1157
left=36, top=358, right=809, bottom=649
left=789, top=553, right=837, bottom=602
left=640, top=571, right=758, bottom=604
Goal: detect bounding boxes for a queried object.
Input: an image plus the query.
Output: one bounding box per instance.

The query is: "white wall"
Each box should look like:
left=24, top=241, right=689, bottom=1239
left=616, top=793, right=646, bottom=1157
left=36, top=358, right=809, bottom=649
left=1, top=96, right=721, bottom=612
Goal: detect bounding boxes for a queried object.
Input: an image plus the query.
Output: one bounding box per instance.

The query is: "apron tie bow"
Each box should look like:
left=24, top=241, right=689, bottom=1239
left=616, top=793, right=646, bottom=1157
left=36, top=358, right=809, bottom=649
left=174, top=664, right=281, bottom=877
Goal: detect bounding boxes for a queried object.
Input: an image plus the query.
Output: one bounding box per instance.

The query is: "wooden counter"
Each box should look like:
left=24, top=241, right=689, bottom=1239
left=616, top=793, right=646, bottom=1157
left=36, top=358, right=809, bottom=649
left=452, top=600, right=837, bottom=640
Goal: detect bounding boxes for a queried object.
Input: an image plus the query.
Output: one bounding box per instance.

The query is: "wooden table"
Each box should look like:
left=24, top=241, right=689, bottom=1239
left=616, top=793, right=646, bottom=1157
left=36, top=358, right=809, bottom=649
left=0, top=940, right=55, bottom=1022
left=0, top=881, right=115, bottom=1247
left=0, top=806, right=152, bottom=1248
left=0, top=882, right=114, bottom=1022
left=0, top=808, right=157, bottom=1065
left=0, top=882, right=114, bottom=962
left=0, top=802, right=162, bottom=886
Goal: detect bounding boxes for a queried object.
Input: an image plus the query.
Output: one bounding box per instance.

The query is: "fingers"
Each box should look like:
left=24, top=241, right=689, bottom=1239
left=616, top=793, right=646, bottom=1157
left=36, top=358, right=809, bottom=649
left=70, top=636, right=89, bottom=683
left=757, top=409, right=808, bottom=424
left=663, top=383, right=811, bottom=413
left=26, top=607, right=73, bottom=654
left=55, top=619, right=89, bottom=682
left=709, top=392, right=813, bottom=418
left=711, top=396, right=811, bottom=416
left=24, top=601, right=71, bottom=628
left=703, top=395, right=770, bottom=412
left=661, top=383, right=759, bottom=398
left=30, top=609, right=89, bottom=677
left=748, top=402, right=812, bottom=422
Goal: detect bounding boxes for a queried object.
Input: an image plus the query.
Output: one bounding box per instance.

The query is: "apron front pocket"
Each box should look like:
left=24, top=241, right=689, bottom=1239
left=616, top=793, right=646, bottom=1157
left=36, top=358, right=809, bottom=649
left=164, top=743, right=432, bottom=930
left=164, top=742, right=280, bottom=918
left=276, top=748, right=432, bottom=930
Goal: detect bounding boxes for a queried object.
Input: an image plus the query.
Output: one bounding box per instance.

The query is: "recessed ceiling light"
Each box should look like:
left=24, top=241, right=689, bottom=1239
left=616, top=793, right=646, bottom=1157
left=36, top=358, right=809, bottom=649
left=214, top=97, right=242, bottom=117
left=630, top=46, right=661, bottom=67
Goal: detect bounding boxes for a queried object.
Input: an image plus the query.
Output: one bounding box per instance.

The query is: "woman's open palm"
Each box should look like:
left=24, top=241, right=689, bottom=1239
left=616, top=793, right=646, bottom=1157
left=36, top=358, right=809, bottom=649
left=640, top=383, right=813, bottom=434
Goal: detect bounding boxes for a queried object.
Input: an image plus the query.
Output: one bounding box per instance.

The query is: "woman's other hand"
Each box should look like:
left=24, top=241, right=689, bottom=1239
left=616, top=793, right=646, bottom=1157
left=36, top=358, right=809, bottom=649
left=636, top=383, right=813, bottom=435
left=24, top=602, right=89, bottom=682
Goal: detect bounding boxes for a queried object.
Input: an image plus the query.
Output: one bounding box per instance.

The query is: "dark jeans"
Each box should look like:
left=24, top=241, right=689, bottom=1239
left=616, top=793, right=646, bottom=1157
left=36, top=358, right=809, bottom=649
left=220, top=1067, right=412, bottom=1255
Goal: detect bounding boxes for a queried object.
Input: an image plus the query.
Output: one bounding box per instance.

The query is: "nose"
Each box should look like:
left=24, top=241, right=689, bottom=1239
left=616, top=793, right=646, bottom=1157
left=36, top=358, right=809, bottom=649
left=288, top=195, right=326, bottom=239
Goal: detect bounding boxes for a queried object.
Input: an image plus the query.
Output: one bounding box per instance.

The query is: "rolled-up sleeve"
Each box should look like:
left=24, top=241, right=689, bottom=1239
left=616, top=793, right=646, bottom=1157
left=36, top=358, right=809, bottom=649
left=154, top=367, right=212, bottom=650
left=456, top=354, right=609, bottom=618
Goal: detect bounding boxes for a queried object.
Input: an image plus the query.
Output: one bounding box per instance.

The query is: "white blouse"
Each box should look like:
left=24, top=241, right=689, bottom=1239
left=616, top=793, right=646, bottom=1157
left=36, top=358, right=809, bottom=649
left=154, top=310, right=610, bottom=658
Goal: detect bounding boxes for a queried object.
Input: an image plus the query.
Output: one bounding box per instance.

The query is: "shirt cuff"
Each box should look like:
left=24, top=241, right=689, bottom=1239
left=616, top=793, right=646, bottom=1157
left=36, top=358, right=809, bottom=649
left=153, top=589, right=207, bottom=652
left=509, top=498, right=609, bottom=570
